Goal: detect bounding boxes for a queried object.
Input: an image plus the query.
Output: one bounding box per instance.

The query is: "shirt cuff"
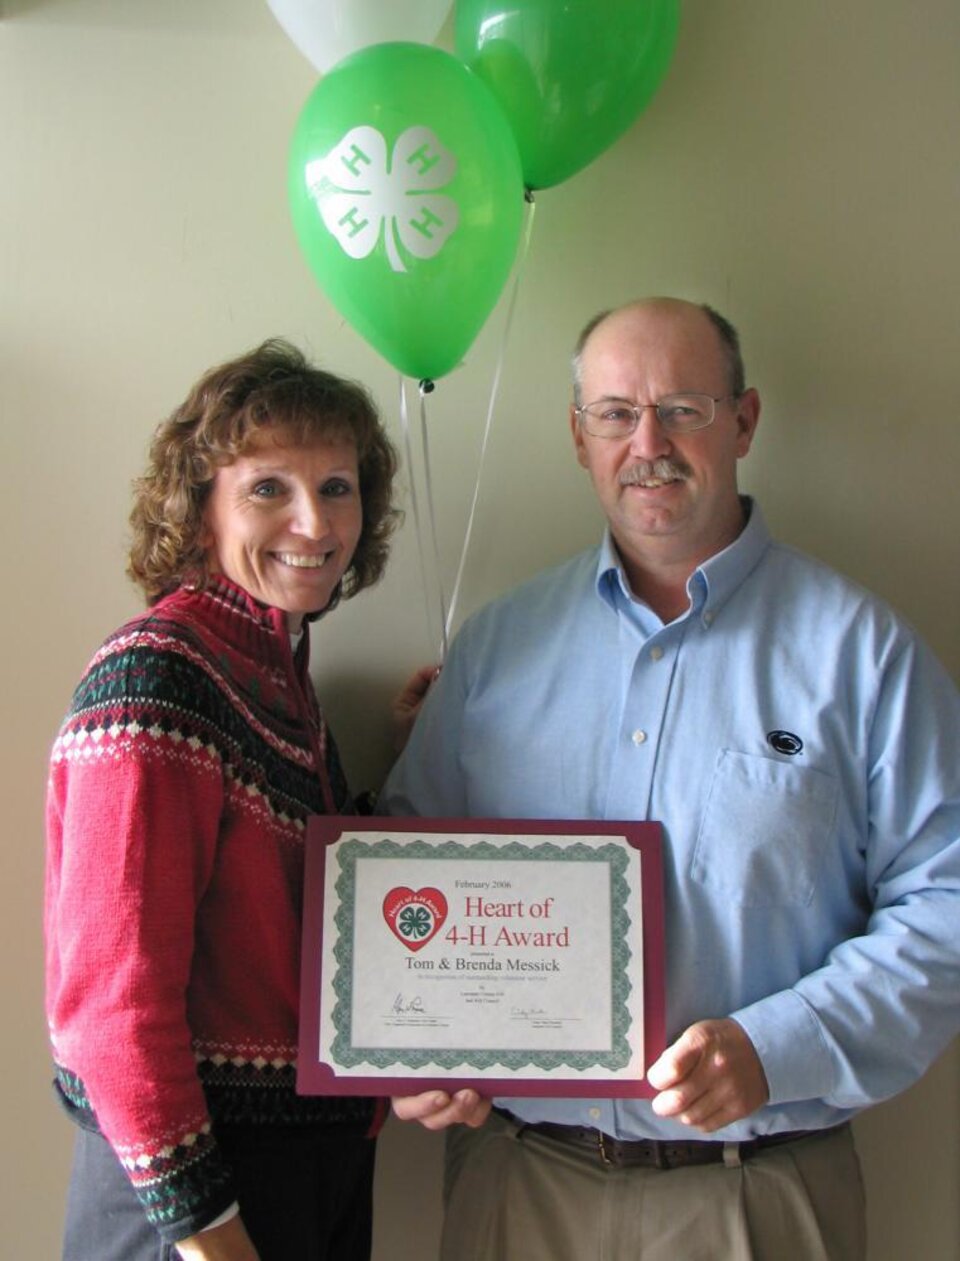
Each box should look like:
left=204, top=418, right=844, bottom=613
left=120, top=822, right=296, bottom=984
left=199, top=1203, right=240, bottom=1233
left=732, top=989, right=836, bottom=1105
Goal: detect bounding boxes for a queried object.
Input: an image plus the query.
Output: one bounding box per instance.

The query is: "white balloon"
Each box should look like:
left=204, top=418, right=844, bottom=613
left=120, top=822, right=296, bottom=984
left=266, top=0, right=452, bottom=74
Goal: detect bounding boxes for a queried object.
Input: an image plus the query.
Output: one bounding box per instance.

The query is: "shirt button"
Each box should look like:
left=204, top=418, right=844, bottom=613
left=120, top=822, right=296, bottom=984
left=650, top=646, right=664, bottom=661
left=631, top=729, right=647, bottom=746
left=589, top=1107, right=601, bottom=1120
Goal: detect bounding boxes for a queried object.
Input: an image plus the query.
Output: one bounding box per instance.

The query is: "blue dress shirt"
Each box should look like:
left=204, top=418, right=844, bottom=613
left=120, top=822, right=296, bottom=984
left=382, top=501, right=960, bottom=1140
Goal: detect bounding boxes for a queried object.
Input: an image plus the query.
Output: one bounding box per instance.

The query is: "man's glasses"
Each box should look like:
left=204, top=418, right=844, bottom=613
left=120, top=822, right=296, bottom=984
left=575, top=393, right=739, bottom=439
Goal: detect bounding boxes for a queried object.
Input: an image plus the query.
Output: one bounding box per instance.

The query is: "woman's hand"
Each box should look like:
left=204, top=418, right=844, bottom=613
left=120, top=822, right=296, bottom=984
left=176, top=1215, right=261, bottom=1261
left=391, top=665, right=440, bottom=752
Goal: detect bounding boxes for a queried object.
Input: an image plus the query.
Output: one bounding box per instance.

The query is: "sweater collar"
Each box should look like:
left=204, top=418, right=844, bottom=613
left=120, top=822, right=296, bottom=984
left=157, top=575, right=310, bottom=669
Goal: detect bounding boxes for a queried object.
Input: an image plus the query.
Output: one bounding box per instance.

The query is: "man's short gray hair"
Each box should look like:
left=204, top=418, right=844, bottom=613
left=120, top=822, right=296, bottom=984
left=570, top=302, right=746, bottom=404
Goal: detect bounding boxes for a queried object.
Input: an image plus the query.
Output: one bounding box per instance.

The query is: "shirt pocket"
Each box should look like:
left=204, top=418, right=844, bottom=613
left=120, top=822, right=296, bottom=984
left=689, top=749, right=839, bottom=907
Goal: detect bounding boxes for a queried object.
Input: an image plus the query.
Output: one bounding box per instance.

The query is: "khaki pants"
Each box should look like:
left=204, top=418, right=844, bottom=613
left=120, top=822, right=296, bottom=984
left=441, top=1110, right=865, bottom=1261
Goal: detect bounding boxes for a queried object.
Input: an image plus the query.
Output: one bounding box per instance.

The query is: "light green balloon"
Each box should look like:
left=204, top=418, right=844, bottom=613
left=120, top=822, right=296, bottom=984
left=455, top=0, right=681, bottom=190
left=289, top=42, right=524, bottom=381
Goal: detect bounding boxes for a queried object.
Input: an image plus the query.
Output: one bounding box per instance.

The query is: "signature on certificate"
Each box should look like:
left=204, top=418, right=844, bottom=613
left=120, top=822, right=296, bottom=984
left=391, top=993, right=426, bottom=1016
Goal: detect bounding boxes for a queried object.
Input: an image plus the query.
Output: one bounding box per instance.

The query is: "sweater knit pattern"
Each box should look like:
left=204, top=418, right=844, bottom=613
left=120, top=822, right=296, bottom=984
left=45, top=579, right=375, bottom=1243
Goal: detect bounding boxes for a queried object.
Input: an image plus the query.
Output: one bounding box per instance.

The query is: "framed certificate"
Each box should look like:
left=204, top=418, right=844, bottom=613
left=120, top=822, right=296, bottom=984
left=297, top=817, right=664, bottom=1097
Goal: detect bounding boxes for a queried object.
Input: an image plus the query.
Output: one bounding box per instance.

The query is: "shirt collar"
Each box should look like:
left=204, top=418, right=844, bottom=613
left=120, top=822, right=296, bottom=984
left=595, top=497, right=771, bottom=624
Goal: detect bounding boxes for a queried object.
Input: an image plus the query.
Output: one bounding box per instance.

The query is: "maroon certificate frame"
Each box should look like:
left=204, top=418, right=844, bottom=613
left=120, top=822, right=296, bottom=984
left=297, top=817, right=664, bottom=1098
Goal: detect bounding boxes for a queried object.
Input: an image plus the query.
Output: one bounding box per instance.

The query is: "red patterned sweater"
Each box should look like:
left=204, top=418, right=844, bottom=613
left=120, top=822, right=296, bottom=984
left=44, top=577, right=379, bottom=1243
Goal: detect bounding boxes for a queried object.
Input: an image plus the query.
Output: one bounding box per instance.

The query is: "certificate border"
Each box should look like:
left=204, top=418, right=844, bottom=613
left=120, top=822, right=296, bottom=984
left=333, top=838, right=633, bottom=1071
left=297, top=817, right=665, bottom=1097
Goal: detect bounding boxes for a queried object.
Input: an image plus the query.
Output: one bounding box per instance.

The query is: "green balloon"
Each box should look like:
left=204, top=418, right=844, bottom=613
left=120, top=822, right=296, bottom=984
left=288, top=43, right=525, bottom=380
left=454, top=0, right=681, bottom=190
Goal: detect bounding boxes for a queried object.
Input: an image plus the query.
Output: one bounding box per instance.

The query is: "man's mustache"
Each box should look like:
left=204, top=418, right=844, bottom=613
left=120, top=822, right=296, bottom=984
left=619, top=458, right=691, bottom=486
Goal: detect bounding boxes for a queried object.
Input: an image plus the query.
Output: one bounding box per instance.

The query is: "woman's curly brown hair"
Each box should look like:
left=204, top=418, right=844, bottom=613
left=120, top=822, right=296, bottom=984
left=128, top=339, right=400, bottom=610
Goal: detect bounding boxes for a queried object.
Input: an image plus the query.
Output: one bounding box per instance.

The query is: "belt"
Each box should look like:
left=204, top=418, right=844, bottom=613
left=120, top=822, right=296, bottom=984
left=499, top=1111, right=830, bottom=1171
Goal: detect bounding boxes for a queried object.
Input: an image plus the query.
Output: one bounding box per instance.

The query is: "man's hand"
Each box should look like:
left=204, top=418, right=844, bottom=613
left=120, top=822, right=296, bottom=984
left=175, top=1215, right=260, bottom=1260
left=646, top=1018, right=769, bottom=1132
left=392, top=1089, right=491, bottom=1131
left=391, top=665, right=440, bottom=752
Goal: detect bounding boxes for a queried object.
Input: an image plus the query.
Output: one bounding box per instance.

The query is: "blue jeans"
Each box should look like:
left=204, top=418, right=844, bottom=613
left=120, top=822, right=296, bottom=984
left=62, top=1122, right=376, bottom=1261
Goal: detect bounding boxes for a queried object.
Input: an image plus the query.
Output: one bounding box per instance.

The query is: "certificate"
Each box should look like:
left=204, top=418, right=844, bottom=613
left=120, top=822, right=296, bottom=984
left=297, top=817, right=664, bottom=1097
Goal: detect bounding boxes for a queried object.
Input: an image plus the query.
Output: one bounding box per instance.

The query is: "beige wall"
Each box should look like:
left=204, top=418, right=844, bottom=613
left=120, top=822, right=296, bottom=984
left=3, top=1, right=957, bottom=1257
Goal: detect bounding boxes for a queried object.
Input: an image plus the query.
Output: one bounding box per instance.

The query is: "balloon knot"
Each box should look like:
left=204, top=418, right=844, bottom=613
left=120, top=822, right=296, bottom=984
left=524, top=187, right=536, bottom=204
left=419, top=378, right=436, bottom=395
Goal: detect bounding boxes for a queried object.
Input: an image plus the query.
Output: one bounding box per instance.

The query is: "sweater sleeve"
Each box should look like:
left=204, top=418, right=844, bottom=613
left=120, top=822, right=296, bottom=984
left=45, top=637, right=237, bottom=1242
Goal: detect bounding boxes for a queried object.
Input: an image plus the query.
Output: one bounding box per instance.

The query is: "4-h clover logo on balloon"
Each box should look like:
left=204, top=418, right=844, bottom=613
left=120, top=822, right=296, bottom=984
left=287, top=41, right=524, bottom=379
left=305, top=125, right=459, bottom=274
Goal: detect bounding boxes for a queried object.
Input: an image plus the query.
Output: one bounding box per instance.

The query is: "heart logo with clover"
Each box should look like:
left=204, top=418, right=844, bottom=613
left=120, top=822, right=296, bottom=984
left=382, top=886, right=448, bottom=953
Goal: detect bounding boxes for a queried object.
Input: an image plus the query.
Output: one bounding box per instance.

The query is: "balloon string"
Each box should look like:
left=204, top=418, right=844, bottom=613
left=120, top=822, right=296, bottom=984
left=398, top=376, right=442, bottom=655
left=444, top=191, right=538, bottom=641
left=418, top=380, right=449, bottom=661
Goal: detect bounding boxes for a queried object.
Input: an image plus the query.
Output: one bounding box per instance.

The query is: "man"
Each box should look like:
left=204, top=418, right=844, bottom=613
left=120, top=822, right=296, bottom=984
left=383, top=299, right=960, bottom=1259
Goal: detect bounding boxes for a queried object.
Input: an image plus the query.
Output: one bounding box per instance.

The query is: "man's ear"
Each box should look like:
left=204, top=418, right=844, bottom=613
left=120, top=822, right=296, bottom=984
left=570, top=404, right=590, bottom=469
left=735, top=388, right=761, bottom=458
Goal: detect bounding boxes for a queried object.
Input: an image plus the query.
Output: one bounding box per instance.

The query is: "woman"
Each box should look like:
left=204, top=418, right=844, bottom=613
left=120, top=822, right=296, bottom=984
left=45, top=340, right=401, bottom=1261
